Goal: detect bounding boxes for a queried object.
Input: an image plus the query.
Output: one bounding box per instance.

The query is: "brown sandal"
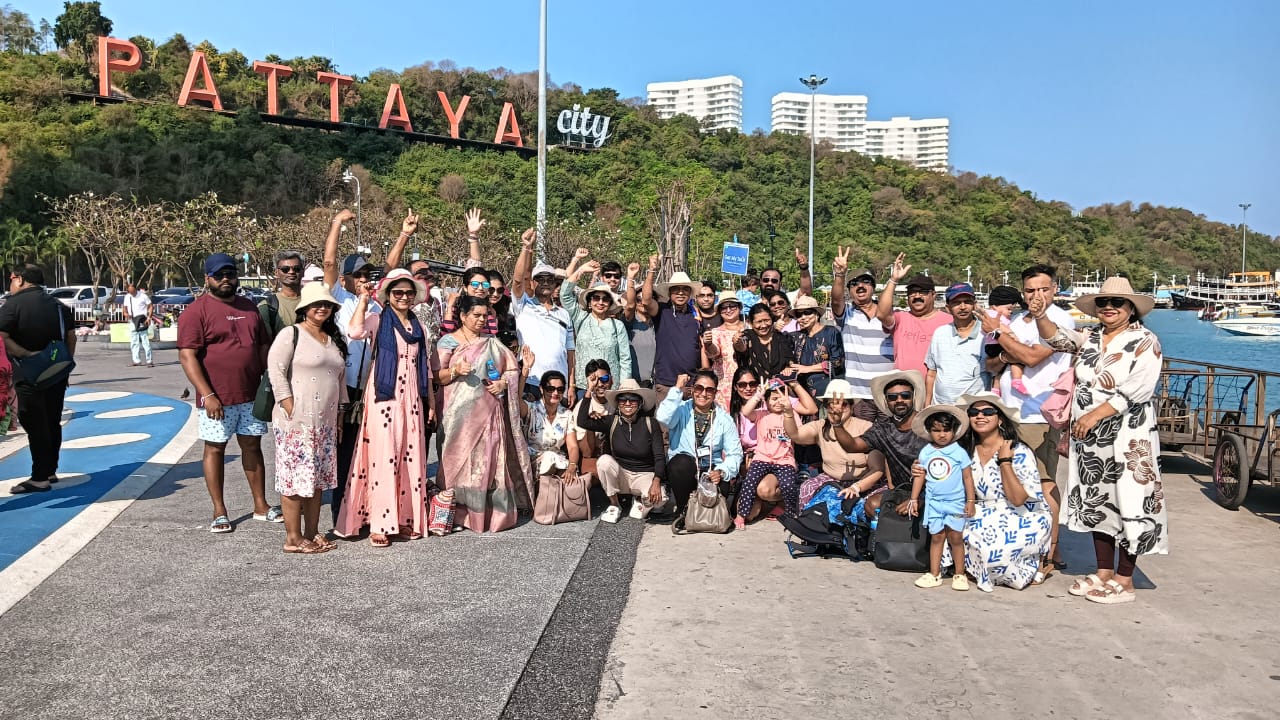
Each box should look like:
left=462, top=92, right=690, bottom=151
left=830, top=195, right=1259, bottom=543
left=370, top=533, right=391, bottom=548
left=283, top=540, right=323, bottom=554
left=311, top=535, right=338, bottom=551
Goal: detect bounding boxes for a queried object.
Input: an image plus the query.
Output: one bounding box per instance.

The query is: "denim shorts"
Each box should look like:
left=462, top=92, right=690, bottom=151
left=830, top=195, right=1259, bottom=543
left=198, top=401, right=268, bottom=443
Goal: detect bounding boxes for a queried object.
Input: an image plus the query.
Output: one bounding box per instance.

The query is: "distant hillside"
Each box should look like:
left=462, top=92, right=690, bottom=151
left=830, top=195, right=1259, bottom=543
left=0, top=27, right=1274, bottom=289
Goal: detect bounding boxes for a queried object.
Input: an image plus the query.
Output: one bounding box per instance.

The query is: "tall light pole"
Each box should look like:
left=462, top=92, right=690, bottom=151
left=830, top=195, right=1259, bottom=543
left=342, top=168, right=361, bottom=249
left=535, top=0, right=548, bottom=260
left=800, top=74, right=827, bottom=269
left=1239, top=203, right=1251, bottom=275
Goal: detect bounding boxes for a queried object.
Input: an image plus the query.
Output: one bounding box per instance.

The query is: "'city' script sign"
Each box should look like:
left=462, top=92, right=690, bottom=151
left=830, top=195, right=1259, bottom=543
left=556, top=104, right=612, bottom=148
left=96, top=37, right=525, bottom=147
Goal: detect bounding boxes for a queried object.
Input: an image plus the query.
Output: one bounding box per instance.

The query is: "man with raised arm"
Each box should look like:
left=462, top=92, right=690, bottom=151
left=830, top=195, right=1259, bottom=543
left=876, top=252, right=952, bottom=377
left=830, top=245, right=893, bottom=421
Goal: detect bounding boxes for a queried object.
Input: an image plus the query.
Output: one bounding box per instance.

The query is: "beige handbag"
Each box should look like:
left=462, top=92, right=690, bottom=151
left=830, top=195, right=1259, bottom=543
left=677, top=486, right=732, bottom=534
left=534, top=473, right=591, bottom=525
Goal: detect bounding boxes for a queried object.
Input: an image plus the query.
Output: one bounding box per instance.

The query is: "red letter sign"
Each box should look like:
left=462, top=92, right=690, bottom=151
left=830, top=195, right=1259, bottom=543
left=178, top=51, right=224, bottom=111
left=316, top=71, right=354, bottom=123
left=252, top=61, right=293, bottom=116
left=493, top=102, right=523, bottom=147
left=379, top=83, right=413, bottom=132
left=97, top=37, right=142, bottom=97
left=436, top=91, right=471, bottom=139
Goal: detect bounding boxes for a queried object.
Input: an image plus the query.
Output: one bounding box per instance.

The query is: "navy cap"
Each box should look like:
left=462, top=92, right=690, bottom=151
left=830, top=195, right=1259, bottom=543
left=204, top=253, right=236, bottom=276
left=945, top=282, right=975, bottom=301
left=341, top=254, right=373, bottom=275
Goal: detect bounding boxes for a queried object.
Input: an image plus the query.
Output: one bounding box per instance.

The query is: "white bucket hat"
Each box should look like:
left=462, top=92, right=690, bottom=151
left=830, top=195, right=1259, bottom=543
left=376, top=268, right=427, bottom=305
left=654, top=272, right=703, bottom=301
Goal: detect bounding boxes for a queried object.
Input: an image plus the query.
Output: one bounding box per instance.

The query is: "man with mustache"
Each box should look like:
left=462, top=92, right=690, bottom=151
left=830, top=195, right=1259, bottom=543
left=178, top=253, right=277, bottom=535
left=833, top=370, right=929, bottom=519
left=876, top=253, right=951, bottom=377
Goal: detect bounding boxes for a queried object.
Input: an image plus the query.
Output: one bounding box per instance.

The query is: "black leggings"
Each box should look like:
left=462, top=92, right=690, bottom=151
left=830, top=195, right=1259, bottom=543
left=668, top=454, right=731, bottom=514
left=1092, top=532, right=1138, bottom=577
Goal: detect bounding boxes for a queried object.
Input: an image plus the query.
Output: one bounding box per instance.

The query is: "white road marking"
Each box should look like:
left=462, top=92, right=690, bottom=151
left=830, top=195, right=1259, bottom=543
left=61, top=432, right=151, bottom=449
left=96, top=406, right=175, bottom=419
left=64, top=391, right=132, bottom=403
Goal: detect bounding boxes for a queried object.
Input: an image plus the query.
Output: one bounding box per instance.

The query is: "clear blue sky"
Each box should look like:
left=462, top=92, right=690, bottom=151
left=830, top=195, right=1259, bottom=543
left=20, top=0, right=1280, bottom=235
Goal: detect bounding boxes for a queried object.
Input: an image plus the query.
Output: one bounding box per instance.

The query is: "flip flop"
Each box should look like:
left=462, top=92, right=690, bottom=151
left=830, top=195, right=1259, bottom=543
left=1086, top=579, right=1136, bottom=604
left=209, top=515, right=233, bottom=534
left=283, top=540, right=323, bottom=554
left=10, top=479, right=51, bottom=494
left=369, top=533, right=391, bottom=548
left=311, top=535, right=338, bottom=551
left=1031, top=569, right=1053, bottom=586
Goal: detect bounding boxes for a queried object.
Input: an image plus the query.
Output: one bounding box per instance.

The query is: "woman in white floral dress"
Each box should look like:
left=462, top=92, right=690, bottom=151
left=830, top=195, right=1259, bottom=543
left=947, top=392, right=1051, bottom=592
left=1035, top=276, right=1167, bottom=605
left=268, top=282, right=347, bottom=554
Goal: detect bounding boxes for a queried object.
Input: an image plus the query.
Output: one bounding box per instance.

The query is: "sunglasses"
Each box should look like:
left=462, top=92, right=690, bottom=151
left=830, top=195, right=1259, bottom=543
left=795, top=309, right=818, bottom=317
left=488, top=286, right=504, bottom=294
left=534, top=275, right=557, bottom=284
left=736, top=380, right=759, bottom=389
left=761, top=278, right=781, bottom=285
left=848, top=278, right=874, bottom=287
left=602, top=272, right=621, bottom=279
left=543, top=385, right=566, bottom=395
left=350, top=272, right=370, bottom=280
left=884, top=391, right=914, bottom=401
left=470, top=280, right=492, bottom=290
left=1094, top=296, right=1128, bottom=309
left=277, top=265, right=302, bottom=274
left=389, top=288, right=416, bottom=299
left=769, top=301, right=789, bottom=308
left=691, top=385, right=716, bottom=395
left=967, top=406, right=1000, bottom=417
left=209, top=270, right=237, bottom=280
left=720, top=303, right=741, bottom=312
left=616, top=394, right=642, bottom=404
left=588, top=294, right=611, bottom=303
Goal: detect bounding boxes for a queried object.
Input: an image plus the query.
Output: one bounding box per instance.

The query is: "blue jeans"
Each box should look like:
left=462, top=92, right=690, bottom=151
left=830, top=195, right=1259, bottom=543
left=130, top=327, right=152, bottom=364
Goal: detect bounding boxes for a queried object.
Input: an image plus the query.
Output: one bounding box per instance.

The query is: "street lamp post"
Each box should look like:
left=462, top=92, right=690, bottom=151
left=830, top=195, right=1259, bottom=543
left=800, top=74, right=827, bottom=270
left=1239, top=203, right=1252, bottom=275
left=535, top=0, right=548, bottom=260
left=767, top=220, right=777, bottom=268
left=342, top=169, right=362, bottom=248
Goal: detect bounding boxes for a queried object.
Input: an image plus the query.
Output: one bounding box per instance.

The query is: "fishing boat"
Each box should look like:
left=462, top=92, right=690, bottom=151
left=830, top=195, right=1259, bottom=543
left=1212, top=316, right=1280, bottom=337
left=1169, top=271, right=1280, bottom=310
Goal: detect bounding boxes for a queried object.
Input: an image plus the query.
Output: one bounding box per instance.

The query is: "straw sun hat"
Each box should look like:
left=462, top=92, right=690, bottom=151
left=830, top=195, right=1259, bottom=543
left=1074, top=276, right=1154, bottom=317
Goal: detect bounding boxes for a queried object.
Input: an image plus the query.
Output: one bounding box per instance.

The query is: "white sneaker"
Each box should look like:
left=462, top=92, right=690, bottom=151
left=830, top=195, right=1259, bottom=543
left=629, top=501, right=648, bottom=520
left=600, top=505, right=622, bottom=524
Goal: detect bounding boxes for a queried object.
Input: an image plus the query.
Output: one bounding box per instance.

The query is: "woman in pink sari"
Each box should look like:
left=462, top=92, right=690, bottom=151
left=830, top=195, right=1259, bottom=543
left=436, top=295, right=533, bottom=532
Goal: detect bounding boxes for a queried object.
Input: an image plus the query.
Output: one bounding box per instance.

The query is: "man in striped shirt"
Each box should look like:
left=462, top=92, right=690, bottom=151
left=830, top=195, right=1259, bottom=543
left=830, top=246, right=892, bottom=421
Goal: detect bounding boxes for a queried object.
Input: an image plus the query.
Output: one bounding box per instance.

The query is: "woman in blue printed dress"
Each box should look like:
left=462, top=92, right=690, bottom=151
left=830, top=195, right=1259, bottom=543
left=946, top=392, right=1050, bottom=592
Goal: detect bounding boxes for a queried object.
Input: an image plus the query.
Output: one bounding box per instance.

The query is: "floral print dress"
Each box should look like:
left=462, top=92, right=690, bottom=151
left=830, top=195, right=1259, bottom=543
left=268, top=328, right=347, bottom=497
left=1060, top=324, right=1168, bottom=556
left=948, top=447, right=1051, bottom=592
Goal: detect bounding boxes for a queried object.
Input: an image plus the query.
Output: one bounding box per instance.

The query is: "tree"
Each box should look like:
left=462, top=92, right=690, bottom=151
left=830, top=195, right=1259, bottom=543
left=53, top=1, right=111, bottom=64
left=0, top=7, right=39, bottom=54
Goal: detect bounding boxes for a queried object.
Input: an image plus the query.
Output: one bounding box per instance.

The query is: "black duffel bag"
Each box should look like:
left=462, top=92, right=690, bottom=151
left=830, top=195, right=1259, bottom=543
left=872, top=501, right=929, bottom=572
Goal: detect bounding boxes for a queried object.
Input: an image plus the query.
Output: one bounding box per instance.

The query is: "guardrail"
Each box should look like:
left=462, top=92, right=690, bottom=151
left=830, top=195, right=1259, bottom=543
left=1157, top=356, right=1280, bottom=455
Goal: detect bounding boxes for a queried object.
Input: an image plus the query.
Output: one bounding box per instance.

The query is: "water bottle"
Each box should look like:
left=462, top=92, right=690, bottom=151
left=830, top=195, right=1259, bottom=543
left=485, top=359, right=504, bottom=397
left=870, top=507, right=881, bottom=532
left=867, top=507, right=881, bottom=558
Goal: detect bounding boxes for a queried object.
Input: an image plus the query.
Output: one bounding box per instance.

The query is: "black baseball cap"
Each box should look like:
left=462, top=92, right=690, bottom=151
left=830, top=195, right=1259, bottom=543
left=342, top=254, right=373, bottom=275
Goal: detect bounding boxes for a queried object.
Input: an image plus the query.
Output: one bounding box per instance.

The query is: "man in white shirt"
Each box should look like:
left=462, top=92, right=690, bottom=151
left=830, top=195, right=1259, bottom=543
left=123, top=281, right=153, bottom=367
left=982, top=264, right=1075, bottom=573
left=511, top=244, right=575, bottom=403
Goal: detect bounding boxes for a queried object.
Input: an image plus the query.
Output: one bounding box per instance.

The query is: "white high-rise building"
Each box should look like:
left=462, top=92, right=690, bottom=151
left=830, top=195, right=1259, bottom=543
left=646, top=75, right=744, bottom=132
left=770, top=92, right=869, bottom=153
left=863, top=116, right=951, bottom=171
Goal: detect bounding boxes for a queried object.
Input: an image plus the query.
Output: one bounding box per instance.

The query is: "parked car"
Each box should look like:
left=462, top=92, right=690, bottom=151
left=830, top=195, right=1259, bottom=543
left=153, top=286, right=199, bottom=305
left=50, top=285, right=116, bottom=307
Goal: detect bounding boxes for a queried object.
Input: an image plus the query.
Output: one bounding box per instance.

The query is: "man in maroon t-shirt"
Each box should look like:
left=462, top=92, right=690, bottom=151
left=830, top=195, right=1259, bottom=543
left=178, top=253, right=275, bottom=535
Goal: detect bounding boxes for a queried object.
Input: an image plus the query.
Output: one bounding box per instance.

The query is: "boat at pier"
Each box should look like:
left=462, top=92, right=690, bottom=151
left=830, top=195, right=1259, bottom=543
left=1169, top=271, right=1280, bottom=310
left=1212, top=316, right=1280, bottom=337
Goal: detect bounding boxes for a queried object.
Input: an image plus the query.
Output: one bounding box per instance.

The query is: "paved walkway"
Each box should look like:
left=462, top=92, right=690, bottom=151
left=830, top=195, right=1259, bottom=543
left=3, top=342, right=1280, bottom=718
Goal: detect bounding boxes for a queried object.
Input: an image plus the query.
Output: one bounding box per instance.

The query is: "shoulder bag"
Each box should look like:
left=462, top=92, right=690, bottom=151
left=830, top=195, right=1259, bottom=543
left=1041, top=368, right=1076, bottom=431
left=13, top=305, right=76, bottom=390
left=342, top=332, right=377, bottom=426
left=251, top=326, right=299, bottom=422
left=676, top=482, right=732, bottom=534
left=533, top=473, right=591, bottom=525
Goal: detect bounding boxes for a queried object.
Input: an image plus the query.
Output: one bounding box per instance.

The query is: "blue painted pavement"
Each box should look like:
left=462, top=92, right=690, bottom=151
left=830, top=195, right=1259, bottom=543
left=0, top=389, right=189, bottom=571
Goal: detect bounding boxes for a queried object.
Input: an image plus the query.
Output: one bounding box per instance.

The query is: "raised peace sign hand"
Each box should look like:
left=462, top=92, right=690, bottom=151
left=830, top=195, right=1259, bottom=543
left=833, top=246, right=851, bottom=274
left=890, top=253, right=912, bottom=282
left=401, top=209, right=419, bottom=236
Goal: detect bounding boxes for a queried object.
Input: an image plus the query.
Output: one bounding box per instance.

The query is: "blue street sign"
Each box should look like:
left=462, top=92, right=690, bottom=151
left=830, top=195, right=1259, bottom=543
left=722, top=241, right=750, bottom=276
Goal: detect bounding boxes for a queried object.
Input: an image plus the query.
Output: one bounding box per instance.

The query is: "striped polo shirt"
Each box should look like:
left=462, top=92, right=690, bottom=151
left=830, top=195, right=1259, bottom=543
left=839, top=304, right=894, bottom=399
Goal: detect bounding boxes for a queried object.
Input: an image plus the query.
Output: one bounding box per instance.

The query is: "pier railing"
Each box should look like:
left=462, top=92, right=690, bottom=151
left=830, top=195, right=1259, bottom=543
left=1157, top=356, right=1278, bottom=455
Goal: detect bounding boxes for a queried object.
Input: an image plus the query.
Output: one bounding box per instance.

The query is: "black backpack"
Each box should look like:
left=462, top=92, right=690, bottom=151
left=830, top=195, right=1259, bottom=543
left=779, top=483, right=870, bottom=560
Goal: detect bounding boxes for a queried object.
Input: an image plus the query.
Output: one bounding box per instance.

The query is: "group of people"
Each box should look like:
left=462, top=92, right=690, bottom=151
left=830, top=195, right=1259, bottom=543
left=172, top=208, right=1168, bottom=604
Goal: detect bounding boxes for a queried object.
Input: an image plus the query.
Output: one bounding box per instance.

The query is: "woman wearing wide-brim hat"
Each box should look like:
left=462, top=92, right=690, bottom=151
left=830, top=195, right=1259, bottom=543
left=268, top=281, right=348, bottom=554
left=793, top=378, right=886, bottom=509
left=702, top=290, right=746, bottom=410
left=574, top=377, right=667, bottom=522
left=561, top=260, right=632, bottom=401
left=947, top=392, right=1051, bottom=592
left=336, top=268, right=436, bottom=546
left=1032, top=276, right=1166, bottom=604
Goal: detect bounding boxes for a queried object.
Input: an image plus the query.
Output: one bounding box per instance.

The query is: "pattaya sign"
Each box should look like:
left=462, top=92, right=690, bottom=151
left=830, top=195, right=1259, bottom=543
left=95, top=36, right=524, bottom=147
left=556, top=104, right=611, bottom=148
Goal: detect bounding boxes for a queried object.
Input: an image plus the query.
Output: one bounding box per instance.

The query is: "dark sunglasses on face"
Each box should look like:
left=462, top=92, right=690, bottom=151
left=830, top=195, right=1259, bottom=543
left=720, top=303, right=740, bottom=312
left=602, top=272, right=621, bottom=279
left=1094, top=296, right=1128, bottom=309
left=589, top=294, right=611, bottom=303
left=795, top=309, right=818, bottom=317
left=413, top=270, right=434, bottom=280
left=967, top=406, right=1000, bottom=417
left=210, top=270, right=237, bottom=280
left=848, top=278, right=874, bottom=287
left=488, top=286, right=504, bottom=294
left=277, top=265, right=302, bottom=274
left=350, top=272, right=369, bottom=280
left=596, top=374, right=612, bottom=385
left=470, top=280, right=492, bottom=290
left=691, top=384, right=716, bottom=395
left=535, top=275, right=557, bottom=284
left=885, top=391, right=913, bottom=401
left=736, top=380, right=759, bottom=389
left=389, top=288, right=416, bottom=299
left=769, top=300, right=789, bottom=308
left=761, top=278, right=780, bottom=285
left=543, top=385, right=566, bottom=395
left=616, top=395, right=641, bottom=404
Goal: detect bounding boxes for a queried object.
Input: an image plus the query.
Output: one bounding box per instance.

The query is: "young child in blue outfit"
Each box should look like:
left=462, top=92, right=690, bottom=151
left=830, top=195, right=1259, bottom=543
left=908, top=405, right=976, bottom=591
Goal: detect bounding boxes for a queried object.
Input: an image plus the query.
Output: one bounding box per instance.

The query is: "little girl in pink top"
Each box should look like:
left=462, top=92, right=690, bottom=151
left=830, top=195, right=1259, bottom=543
left=735, top=380, right=801, bottom=529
